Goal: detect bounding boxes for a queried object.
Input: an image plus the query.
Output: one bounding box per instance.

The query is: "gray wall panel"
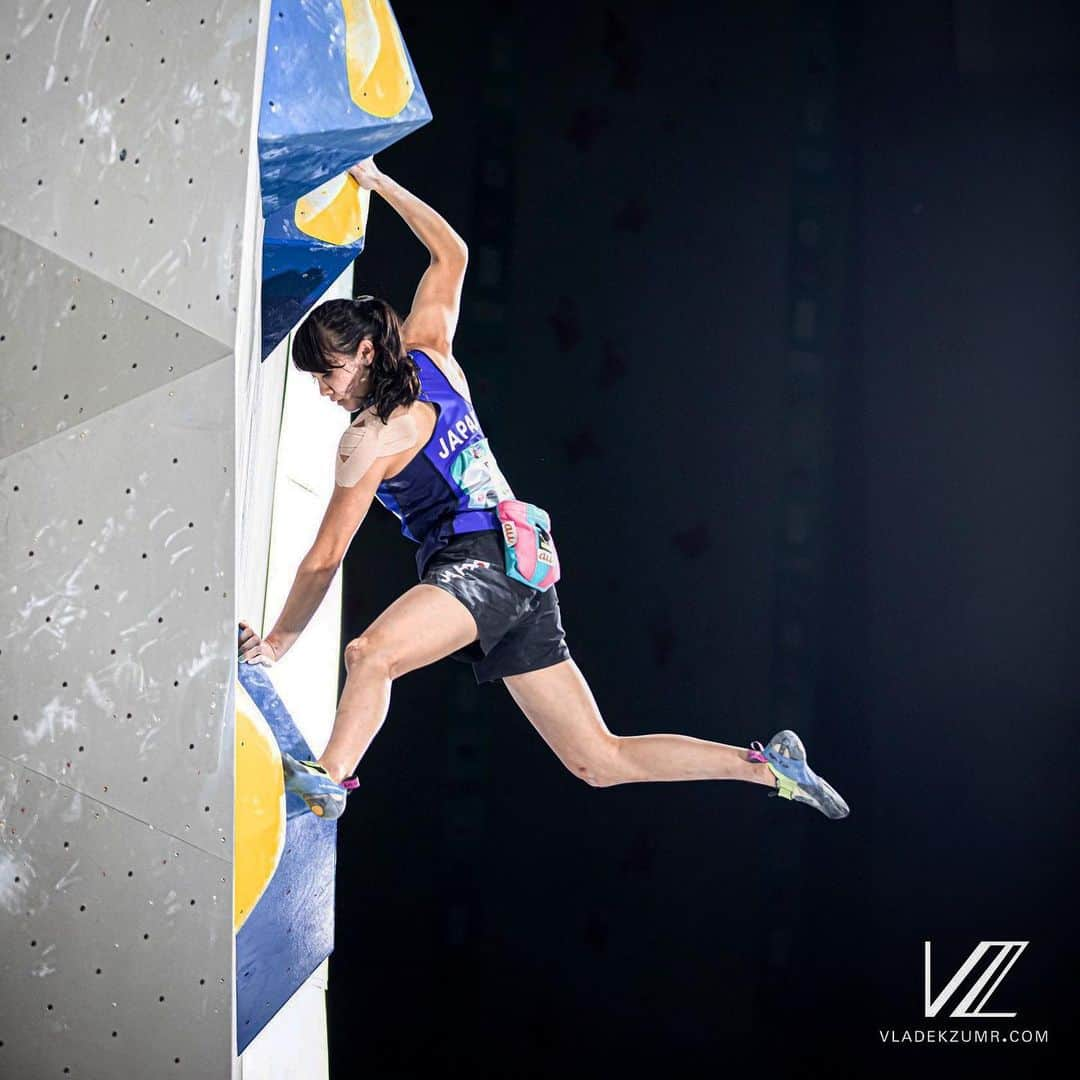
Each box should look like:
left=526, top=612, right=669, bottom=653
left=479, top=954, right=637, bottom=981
left=0, top=356, right=234, bottom=859
left=0, top=2, right=260, bottom=348
left=0, top=758, right=231, bottom=1079
left=0, top=226, right=230, bottom=459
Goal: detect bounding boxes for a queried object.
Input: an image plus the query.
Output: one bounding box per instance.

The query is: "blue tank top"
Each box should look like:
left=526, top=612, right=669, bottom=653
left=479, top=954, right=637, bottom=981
left=366, top=349, right=515, bottom=576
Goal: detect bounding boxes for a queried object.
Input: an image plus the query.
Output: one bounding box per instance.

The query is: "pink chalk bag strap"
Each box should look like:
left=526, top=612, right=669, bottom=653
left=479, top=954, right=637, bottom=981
left=496, top=500, right=561, bottom=591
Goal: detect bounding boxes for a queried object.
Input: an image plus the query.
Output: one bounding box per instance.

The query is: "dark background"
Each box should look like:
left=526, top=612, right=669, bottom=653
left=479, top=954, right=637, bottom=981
left=328, top=2, right=1078, bottom=1076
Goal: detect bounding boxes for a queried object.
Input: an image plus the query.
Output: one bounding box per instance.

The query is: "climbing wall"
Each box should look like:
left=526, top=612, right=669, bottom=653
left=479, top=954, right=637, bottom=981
left=0, top=2, right=263, bottom=1077
left=0, top=0, right=432, bottom=1073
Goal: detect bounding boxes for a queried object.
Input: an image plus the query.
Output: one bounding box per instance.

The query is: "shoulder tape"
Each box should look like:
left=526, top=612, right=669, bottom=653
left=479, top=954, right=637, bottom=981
left=335, top=409, right=419, bottom=488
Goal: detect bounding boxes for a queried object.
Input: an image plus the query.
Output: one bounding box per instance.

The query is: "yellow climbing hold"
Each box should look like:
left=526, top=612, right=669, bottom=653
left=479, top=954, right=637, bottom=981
left=234, top=683, right=286, bottom=933
left=341, top=0, right=414, bottom=118
left=294, top=172, right=371, bottom=246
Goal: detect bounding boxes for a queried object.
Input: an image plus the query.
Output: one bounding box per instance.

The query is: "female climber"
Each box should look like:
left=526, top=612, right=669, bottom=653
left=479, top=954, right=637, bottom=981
left=236, top=156, right=849, bottom=823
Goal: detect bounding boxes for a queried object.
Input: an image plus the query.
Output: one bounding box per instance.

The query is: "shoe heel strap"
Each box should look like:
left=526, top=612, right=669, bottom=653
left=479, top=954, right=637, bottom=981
left=746, top=740, right=767, bottom=763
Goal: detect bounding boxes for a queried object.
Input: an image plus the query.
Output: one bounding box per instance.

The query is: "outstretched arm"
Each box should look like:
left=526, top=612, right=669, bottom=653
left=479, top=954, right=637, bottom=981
left=350, top=157, right=468, bottom=355
left=264, top=453, right=389, bottom=661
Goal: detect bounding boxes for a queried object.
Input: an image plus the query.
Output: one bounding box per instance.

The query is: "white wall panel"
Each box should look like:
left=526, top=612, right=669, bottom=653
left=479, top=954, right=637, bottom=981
left=0, top=226, right=229, bottom=459
left=0, top=2, right=260, bottom=348
left=0, top=3, right=260, bottom=1076
left=0, top=758, right=231, bottom=1078
left=0, top=356, right=234, bottom=854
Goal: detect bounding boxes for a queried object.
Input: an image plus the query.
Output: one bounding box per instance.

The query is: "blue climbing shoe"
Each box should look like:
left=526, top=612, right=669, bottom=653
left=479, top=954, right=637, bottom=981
left=281, top=751, right=358, bottom=820
left=747, top=729, right=849, bottom=820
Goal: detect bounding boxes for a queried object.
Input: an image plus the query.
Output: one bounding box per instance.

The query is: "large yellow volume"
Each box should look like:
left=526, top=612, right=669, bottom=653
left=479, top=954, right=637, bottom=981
left=294, top=172, right=372, bottom=246
left=340, top=0, right=414, bottom=118
left=234, top=685, right=287, bottom=933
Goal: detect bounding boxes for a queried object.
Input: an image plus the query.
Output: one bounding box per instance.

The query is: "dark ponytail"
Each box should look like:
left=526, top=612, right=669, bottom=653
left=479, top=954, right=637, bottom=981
left=291, top=296, right=421, bottom=422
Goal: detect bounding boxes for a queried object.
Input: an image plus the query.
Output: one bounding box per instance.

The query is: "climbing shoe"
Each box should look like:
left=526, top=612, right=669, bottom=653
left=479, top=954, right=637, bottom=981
left=747, top=729, right=849, bottom=820
left=281, top=751, right=359, bottom=820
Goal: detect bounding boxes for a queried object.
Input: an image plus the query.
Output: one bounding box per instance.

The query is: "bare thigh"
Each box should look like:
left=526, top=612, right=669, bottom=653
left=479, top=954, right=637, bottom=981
left=502, top=659, right=619, bottom=782
left=349, top=583, right=479, bottom=677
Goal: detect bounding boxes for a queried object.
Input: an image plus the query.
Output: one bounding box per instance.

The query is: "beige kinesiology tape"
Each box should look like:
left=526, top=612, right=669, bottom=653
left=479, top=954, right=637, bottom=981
left=335, top=410, right=419, bottom=488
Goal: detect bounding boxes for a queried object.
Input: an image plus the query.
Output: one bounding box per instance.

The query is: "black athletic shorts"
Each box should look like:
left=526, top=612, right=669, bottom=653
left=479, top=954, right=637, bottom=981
left=419, top=529, right=571, bottom=684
